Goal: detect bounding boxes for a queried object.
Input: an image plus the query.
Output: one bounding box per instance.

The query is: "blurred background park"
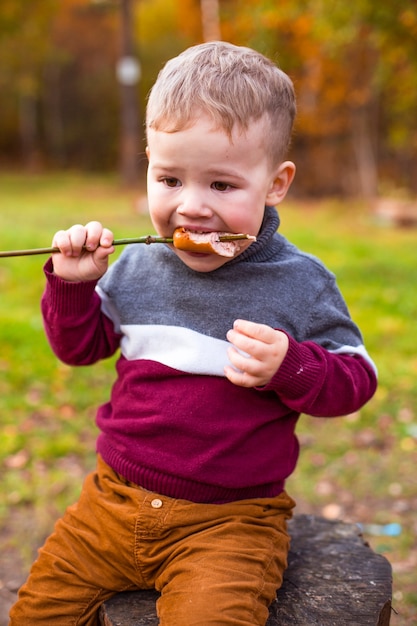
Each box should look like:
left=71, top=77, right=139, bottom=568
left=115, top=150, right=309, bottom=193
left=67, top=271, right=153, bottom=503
left=1, top=0, right=417, bottom=197
left=0, top=1, right=416, bottom=624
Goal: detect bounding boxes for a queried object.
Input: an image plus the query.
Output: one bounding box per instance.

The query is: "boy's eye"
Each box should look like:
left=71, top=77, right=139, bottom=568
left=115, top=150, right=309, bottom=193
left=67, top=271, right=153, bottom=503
left=163, top=177, right=180, bottom=187
left=212, top=181, right=230, bottom=191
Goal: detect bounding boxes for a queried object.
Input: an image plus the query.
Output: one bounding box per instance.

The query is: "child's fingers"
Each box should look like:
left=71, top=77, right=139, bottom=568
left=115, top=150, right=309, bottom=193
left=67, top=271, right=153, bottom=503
left=231, top=319, right=274, bottom=340
left=53, top=224, right=86, bottom=257
left=227, top=345, right=258, bottom=374
left=86, top=223, right=115, bottom=259
left=52, top=222, right=114, bottom=258
left=225, top=319, right=289, bottom=388
left=224, top=364, right=256, bottom=388
left=99, top=227, right=114, bottom=248
left=226, top=320, right=276, bottom=359
left=224, top=351, right=272, bottom=388
left=84, top=221, right=114, bottom=250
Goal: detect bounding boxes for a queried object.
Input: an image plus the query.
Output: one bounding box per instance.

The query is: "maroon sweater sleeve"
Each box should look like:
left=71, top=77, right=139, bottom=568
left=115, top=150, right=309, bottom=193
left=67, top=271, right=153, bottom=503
left=41, top=259, right=122, bottom=365
left=259, top=333, right=377, bottom=417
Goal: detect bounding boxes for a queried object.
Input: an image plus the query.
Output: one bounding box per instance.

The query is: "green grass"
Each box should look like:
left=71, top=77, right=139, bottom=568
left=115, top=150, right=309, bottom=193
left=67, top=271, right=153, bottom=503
left=279, top=200, right=417, bottom=624
left=1, top=173, right=416, bottom=623
left=0, top=173, right=153, bottom=532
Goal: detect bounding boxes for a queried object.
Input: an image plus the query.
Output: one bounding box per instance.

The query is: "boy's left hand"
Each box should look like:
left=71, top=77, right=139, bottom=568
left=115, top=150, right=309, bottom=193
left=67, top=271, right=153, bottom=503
left=225, top=319, right=289, bottom=388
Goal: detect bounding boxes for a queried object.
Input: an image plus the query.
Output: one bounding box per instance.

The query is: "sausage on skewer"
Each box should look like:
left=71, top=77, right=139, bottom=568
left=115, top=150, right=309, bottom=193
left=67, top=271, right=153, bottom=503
left=172, top=228, right=256, bottom=257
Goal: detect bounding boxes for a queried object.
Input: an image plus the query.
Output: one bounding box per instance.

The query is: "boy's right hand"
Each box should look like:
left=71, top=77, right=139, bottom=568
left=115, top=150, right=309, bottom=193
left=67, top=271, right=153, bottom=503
left=51, top=221, right=114, bottom=282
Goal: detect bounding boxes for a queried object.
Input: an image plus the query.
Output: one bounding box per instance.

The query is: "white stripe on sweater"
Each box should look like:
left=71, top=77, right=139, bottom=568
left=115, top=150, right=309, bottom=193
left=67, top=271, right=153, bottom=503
left=120, top=324, right=231, bottom=376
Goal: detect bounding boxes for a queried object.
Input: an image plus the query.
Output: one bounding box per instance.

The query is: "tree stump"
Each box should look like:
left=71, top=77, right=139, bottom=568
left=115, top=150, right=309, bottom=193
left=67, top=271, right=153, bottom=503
left=99, top=514, right=392, bottom=626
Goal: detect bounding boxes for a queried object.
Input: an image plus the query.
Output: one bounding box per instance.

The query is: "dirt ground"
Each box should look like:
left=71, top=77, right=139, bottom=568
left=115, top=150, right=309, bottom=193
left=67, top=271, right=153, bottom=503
left=1, top=530, right=26, bottom=625
left=0, top=508, right=41, bottom=626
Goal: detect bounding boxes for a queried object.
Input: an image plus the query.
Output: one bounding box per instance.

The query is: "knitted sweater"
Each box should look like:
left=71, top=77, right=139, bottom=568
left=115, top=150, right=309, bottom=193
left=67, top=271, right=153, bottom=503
left=41, top=207, right=377, bottom=503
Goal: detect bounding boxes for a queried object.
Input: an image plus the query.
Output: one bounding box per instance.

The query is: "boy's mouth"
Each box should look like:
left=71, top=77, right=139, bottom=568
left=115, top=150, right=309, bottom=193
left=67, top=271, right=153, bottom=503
left=172, top=228, right=256, bottom=257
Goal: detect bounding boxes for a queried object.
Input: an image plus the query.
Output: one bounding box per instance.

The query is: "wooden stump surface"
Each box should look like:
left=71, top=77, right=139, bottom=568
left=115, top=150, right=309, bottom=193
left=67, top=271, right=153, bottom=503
left=100, top=514, right=392, bottom=626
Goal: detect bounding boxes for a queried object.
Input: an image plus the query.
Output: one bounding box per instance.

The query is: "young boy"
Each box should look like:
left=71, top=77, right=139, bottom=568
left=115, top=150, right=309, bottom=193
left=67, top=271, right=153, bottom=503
left=10, top=41, right=377, bottom=626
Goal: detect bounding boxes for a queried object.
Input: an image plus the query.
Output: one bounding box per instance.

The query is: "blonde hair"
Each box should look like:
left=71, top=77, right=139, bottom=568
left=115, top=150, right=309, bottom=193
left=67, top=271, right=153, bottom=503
left=146, top=41, right=296, bottom=164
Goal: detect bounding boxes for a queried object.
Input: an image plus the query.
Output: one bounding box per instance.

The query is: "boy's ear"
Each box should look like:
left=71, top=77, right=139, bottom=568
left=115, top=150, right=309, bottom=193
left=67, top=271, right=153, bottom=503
left=265, top=161, right=296, bottom=206
left=145, top=146, right=150, bottom=159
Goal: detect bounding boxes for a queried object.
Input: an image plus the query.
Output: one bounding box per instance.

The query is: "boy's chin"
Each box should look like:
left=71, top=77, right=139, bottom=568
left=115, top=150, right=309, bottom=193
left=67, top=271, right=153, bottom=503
left=174, top=249, right=232, bottom=273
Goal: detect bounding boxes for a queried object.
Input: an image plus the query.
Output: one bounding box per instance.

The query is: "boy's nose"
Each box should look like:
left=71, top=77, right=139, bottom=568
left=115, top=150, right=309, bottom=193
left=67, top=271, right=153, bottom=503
left=176, top=195, right=213, bottom=219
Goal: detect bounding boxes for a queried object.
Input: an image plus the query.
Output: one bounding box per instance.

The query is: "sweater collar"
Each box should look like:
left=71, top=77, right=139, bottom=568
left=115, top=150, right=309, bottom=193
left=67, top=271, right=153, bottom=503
left=228, top=205, right=280, bottom=265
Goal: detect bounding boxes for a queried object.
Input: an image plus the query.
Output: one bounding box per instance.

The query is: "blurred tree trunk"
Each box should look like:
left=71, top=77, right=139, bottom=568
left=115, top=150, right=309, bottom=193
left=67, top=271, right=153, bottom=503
left=200, top=0, right=220, bottom=41
left=348, top=30, right=379, bottom=200
left=119, top=0, right=140, bottom=186
left=43, top=63, right=66, bottom=167
left=351, top=104, right=378, bottom=199
left=19, top=93, right=41, bottom=171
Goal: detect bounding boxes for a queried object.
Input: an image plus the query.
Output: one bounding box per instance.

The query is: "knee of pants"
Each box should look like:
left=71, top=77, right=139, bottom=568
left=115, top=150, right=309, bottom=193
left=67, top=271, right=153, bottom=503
left=155, top=538, right=287, bottom=626
left=156, top=581, right=272, bottom=626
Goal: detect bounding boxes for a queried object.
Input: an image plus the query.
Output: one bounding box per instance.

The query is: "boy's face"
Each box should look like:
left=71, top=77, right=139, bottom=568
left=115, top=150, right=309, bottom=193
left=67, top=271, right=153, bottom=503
left=146, top=114, right=294, bottom=272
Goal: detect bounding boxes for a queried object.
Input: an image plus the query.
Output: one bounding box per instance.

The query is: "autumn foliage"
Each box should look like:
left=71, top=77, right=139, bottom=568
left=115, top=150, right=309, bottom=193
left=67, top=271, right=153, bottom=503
left=0, top=0, right=416, bottom=197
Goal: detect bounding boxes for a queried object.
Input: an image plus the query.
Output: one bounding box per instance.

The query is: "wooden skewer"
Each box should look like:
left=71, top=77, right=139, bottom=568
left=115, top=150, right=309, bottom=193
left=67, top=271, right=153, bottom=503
left=0, top=233, right=255, bottom=258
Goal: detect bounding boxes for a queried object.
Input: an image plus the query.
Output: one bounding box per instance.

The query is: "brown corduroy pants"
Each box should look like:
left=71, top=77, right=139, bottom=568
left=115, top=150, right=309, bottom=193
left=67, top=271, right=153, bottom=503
left=9, top=455, right=295, bottom=626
